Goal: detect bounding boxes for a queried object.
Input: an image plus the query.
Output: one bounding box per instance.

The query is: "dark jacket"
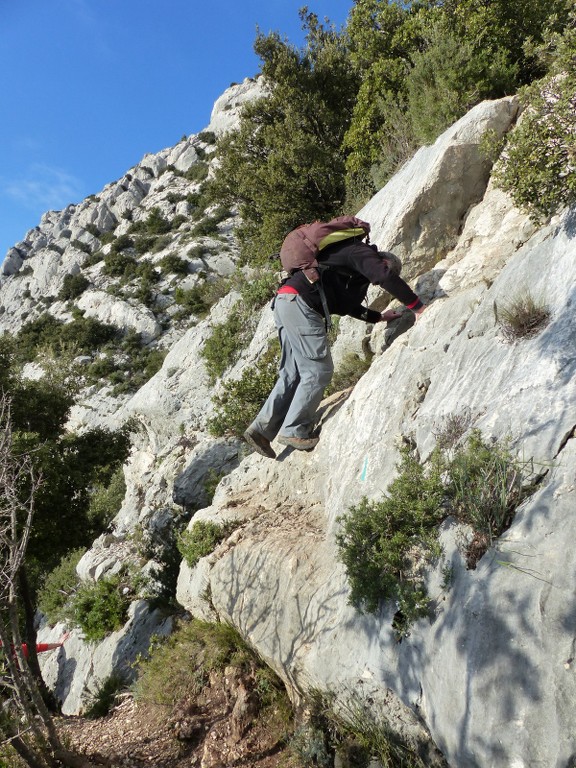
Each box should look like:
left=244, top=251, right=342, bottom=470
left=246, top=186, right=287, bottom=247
left=281, top=239, right=422, bottom=323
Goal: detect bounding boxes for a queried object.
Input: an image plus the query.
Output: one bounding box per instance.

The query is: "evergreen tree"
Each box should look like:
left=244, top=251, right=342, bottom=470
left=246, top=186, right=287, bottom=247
left=211, top=10, right=357, bottom=265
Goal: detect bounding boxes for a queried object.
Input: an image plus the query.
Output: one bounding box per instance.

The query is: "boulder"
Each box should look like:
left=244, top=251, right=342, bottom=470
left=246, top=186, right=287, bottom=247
left=76, top=289, right=162, bottom=343
left=206, top=77, right=269, bottom=137
left=359, top=97, right=519, bottom=279
left=38, top=603, right=173, bottom=715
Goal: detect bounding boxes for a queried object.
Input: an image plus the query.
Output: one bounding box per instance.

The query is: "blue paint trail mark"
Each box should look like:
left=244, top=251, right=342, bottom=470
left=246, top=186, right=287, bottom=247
left=360, top=457, right=368, bottom=482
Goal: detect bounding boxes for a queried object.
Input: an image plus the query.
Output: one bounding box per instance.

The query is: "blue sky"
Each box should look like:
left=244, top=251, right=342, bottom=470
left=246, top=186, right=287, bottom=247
left=0, top=0, right=353, bottom=260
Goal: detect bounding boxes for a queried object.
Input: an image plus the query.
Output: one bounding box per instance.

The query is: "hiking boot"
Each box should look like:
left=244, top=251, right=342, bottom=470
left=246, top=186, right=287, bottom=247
left=277, top=434, right=319, bottom=451
left=243, top=428, right=276, bottom=459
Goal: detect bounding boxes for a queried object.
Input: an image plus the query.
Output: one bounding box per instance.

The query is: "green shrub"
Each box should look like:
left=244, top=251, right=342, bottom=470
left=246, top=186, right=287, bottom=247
left=197, top=131, right=216, bottom=144
left=174, top=285, right=211, bottom=317
left=135, top=618, right=266, bottom=708
left=495, top=291, right=551, bottom=341
left=99, top=232, right=116, bottom=245
left=170, top=214, right=187, bottom=230
left=69, top=575, right=130, bottom=643
left=84, top=223, right=100, bottom=238
left=37, top=548, right=84, bottom=625
left=406, top=18, right=517, bottom=145
left=84, top=673, right=128, bottom=719
left=203, top=469, right=225, bottom=504
left=336, top=445, right=445, bottom=631
left=129, top=207, right=172, bottom=236
left=83, top=250, right=104, bottom=267
left=87, top=466, right=126, bottom=530
left=16, top=314, right=65, bottom=362
left=133, top=235, right=159, bottom=255
left=58, top=273, right=90, bottom=301
left=135, top=618, right=293, bottom=746
left=110, top=347, right=166, bottom=395
left=191, top=215, right=221, bottom=237
left=445, top=430, right=537, bottom=566
left=184, top=162, right=209, bottom=183
left=159, top=253, right=189, bottom=275
left=60, top=315, right=118, bottom=351
left=110, top=234, right=134, bottom=253
left=493, top=24, right=576, bottom=221
left=102, top=250, right=138, bottom=278
left=337, top=431, right=538, bottom=632
left=200, top=273, right=278, bottom=381
left=177, top=520, right=239, bottom=569
left=14, top=313, right=118, bottom=364
left=289, top=723, right=331, bottom=768
left=70, top=239, right=92, bottom=255
left=201, top=307, right=253, bottom=381
left=208, top=341, right=280, bottom=437
left=236, top=271, right=278, bottom=308
left=134, top=259, right=159, bottom=284
left=325, top=691, right=429, bottom=768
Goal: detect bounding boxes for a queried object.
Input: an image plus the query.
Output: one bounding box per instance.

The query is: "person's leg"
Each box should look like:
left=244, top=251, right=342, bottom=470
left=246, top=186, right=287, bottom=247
left=244, top=295, right=301, bottom=457
left=249, top=323, right=299, bottom=441
left=277, top=295, right=333, bottom=440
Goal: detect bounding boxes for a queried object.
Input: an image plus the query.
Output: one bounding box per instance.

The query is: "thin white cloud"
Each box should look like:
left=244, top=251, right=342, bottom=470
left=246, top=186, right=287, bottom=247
left=2, top=164, right=83, bottom=212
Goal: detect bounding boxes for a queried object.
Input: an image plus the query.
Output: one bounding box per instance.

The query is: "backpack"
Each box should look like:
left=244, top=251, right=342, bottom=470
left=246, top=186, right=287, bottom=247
left=279, top=215, right=371, bottom=284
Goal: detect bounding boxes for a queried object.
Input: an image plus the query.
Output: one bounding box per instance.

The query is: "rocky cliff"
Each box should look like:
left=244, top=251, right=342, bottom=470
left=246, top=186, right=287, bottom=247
left=4, top=80, right=575, bottom=768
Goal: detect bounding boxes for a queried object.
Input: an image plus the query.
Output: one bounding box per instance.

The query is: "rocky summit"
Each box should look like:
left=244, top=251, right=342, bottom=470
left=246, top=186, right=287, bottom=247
left=3, top=77, right=575, bottom=768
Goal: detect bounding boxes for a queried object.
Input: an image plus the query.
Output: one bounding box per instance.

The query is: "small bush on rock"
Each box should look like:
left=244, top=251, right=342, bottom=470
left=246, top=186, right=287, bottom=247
left=495, top=291, right=551, bottom=341
left=134, top=617, right=293, bottom=749
left=38, top=548, right=84, bottom=625
left=493, top=17, right=576, bottom=221
left=159, top=253, right=189, bottom=275
left=336, top=445, right=445, bottom=630
left=201, top=272, right=279, bottom=381
left=87, top=466, right=127, bottom=530
left=327, top=351, right=372, bottom=395
left=208, top=341, right=280, bottom=437
left=177, top=520, right=239, bottom=569
left=69, top=575, right=131, bottom=643
left=58, top=273, right=90, bottom=301
left=445, top=430, right=537, bottom=567
left=201, top=307, right=251, bottom=381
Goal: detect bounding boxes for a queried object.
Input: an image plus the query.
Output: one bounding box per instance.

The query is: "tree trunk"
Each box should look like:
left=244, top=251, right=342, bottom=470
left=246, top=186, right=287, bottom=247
left=19, top=567, right=60, bottom=712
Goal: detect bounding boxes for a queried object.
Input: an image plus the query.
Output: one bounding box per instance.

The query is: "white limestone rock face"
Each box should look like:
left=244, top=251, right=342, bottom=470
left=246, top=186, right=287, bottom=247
left=76, top=290, right=162, bottom=343
left=38, top=603, right=173, bottom=715
left=2, top=247, right=24, bottom=276
left=359, top=97, right=519, bottom=279
left=206, top=76, right=269, bottom=137
left=166, top=139, right=200, bottom=172
left=176, top=201, right=576, bottom=768
left=122, top=290, right=241, bottom=444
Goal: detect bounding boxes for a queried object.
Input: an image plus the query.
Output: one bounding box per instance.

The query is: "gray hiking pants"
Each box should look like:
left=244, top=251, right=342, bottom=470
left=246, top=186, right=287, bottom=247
left=249, top=293, right=334, bottom=440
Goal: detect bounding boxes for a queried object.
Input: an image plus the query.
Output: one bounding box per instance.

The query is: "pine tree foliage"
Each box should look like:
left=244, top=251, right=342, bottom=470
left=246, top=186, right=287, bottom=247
left=210, top=11, right=357, bottom=265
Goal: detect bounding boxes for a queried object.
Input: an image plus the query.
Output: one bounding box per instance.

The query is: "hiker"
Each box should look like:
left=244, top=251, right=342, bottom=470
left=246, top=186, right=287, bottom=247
left=243, top=236, right=425, bottom=459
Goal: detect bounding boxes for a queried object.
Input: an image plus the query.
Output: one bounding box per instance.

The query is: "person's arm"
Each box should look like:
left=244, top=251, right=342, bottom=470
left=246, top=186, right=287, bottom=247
left=349, top=244, right=424, bottom=310
left=36, top=632, right=70, bottom=653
